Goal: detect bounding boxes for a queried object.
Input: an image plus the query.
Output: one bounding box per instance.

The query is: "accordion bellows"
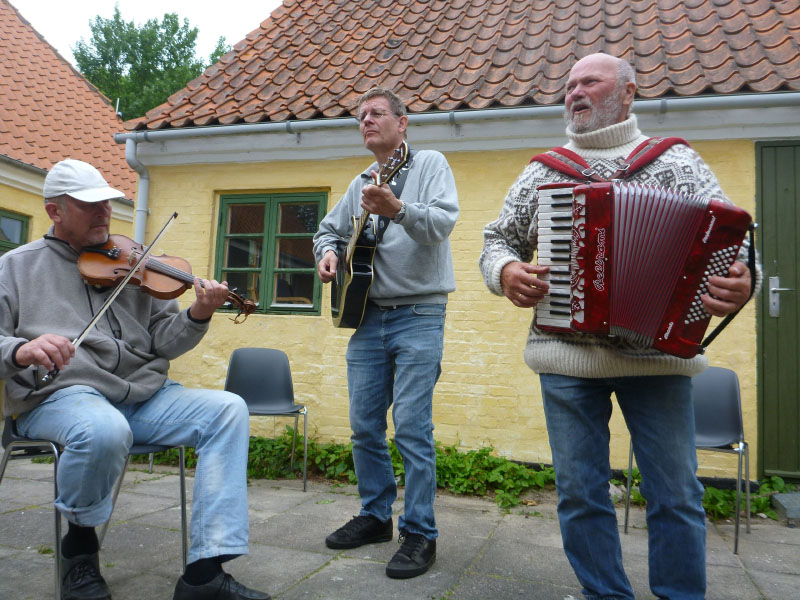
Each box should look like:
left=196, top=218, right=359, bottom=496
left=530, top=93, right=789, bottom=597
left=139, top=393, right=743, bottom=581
left=535, top=182, right=752, bottom=358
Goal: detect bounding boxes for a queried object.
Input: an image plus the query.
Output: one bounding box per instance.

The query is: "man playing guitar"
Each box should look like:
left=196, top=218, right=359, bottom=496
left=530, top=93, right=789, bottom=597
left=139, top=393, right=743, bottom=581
left=313, top=87, right=459, bottom=579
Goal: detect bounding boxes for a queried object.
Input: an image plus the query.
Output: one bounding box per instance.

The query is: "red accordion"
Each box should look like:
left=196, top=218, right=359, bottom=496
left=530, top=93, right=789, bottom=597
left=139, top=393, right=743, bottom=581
left=535, top=181, right=752, bottom=358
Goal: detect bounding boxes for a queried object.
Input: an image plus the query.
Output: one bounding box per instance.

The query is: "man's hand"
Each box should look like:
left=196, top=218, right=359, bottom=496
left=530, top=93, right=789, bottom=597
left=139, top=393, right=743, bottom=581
left=188, top=278, right=229, bottom=321
left=15, top=334, right=75, bottom=371
left=702, top=261, right=752, bottom=317
left=318, top=250, right=338, bottom=283
left=501, top=261, right=550, bottom=308
left=361, top=178, right=403, bottom=219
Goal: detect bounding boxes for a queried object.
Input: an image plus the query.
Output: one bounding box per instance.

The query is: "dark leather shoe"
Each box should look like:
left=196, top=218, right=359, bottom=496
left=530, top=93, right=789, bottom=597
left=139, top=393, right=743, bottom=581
left=61, top=553, right=111, bottom=600
left=386, top=532, right=436, bottom=579
left=172, top=573, right=270, bottom=600
left=325, top=515, right=393, bottom=549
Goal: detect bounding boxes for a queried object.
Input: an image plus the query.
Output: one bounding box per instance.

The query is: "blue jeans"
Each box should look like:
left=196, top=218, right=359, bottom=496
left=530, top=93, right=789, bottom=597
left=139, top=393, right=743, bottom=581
left=346, top=302, right=445, bottom=540
left=539, top=374, right=706, bottom=600
left=16, top=381, right=251, bottom=564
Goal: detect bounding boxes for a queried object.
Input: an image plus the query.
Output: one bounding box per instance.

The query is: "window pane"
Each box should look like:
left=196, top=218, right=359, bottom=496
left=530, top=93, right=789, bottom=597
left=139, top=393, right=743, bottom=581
left=279, top=203, right=317, bottom=234
left=228, top=205, right=265, bottom=234
left=222, top=271, right=261, bottom=307
left=0, top=217, right=23, bottom=243
left=225, top=238, right=262, bottom=268
left=273, top=273, right=314, bottom=305
left=275, top=238, right=314, bottom=269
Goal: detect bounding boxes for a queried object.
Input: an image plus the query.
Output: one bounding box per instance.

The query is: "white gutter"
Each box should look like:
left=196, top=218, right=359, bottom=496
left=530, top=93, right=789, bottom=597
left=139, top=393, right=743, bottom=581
left=115, top=92, right=800, bottom=144
left=116, top=92, right=800, bottom=238
left=124, top=138, right=150, bottom=243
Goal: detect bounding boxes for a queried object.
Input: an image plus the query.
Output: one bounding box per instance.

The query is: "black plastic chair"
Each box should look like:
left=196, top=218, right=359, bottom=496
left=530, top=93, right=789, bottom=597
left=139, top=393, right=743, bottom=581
left=623, top=366, right=751, bottom=553
left=0, top=416, right=188, bottom=599
left=224, top=347, right=308, bottom=491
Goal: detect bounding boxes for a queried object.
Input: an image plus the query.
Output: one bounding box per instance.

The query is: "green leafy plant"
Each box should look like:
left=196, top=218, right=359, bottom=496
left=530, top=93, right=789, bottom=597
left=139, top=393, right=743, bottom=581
left=132, top=429, right=797, bottom=517
left=611, top=467, right=645, bottom=506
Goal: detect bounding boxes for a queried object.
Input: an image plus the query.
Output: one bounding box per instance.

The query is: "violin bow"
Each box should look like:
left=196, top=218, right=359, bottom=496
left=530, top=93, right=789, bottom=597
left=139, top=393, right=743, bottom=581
left=42, top=212, right=179, bottom=385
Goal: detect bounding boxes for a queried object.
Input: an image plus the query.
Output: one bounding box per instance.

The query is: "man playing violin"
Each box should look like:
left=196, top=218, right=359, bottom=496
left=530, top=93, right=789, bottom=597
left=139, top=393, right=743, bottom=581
left=0, top=159, right=270, bottom=600
left=313, top=88, right=459, bottom=579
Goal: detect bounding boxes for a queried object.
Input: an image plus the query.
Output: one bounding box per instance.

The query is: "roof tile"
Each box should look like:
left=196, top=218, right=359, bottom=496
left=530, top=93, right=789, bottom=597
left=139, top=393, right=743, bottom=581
left=129, top=0, right=800, bottom=130
left=0, top=0, right=137, bottom=198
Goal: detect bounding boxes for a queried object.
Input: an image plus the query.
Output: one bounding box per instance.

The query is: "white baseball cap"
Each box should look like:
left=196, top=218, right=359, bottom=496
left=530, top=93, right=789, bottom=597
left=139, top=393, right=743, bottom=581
left=44, top=159, right=125, bottom=203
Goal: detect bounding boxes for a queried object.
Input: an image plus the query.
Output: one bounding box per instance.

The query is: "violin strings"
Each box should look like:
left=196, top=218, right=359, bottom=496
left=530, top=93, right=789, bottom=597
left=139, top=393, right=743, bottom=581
left=128, top=251, right=237, bottom=300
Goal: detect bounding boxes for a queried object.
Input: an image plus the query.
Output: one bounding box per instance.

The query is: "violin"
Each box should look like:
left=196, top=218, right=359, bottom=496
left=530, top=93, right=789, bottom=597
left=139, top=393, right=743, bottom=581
left=78, top=234, right=256, bottom=324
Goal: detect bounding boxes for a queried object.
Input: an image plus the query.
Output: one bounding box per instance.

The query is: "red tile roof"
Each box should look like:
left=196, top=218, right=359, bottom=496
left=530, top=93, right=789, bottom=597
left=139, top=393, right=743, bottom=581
left=130, top=0, right=800, bottom=131
left=0, top=0, right=137, bottom=199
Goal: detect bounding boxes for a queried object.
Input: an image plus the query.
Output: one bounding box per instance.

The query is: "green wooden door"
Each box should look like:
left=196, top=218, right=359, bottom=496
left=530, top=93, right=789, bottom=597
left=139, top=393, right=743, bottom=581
left=757, top=141, right=800, bottom=481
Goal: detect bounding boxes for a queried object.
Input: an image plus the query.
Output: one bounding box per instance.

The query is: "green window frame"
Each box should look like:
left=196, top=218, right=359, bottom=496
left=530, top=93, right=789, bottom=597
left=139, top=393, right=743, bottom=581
left=0, top=209, right=29, bottom=256
left=215, top=192, right=325, bottom=315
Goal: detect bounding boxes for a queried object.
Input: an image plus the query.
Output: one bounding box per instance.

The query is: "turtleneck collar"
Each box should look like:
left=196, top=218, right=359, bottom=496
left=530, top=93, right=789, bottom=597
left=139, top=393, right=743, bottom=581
left=566, top=115, right=642, bottom=150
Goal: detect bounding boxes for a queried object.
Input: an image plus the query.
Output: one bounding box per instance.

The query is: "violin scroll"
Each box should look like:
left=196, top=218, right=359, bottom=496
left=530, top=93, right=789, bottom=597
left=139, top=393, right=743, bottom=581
left=226, top=289, right=257, bottom=324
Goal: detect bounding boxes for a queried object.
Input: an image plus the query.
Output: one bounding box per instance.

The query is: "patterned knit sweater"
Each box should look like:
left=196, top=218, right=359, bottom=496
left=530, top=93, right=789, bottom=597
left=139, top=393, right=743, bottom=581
left=479, top=115, right=757, bottom=378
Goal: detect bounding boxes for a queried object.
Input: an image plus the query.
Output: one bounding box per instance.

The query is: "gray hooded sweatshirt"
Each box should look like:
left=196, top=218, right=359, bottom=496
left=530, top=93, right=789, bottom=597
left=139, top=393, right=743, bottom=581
left=1, top=230, right=210, bottom=416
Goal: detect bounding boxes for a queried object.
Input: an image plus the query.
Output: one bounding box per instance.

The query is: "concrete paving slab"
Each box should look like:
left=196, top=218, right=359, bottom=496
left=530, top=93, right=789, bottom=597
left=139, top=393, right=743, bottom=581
left=0, top=551, right=58, bottom=600
left=3, top=456, right=800, bottom=600
left=277, top=555, right=460, bottom=600
left=436, top=572, right=577, bottom=600
left=705, top=564, right=764, bottom=600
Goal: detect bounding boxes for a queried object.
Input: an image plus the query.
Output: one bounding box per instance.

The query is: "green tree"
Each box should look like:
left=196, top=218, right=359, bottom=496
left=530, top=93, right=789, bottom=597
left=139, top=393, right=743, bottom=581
left=208, top=36, right=232, bottom=66
left=73, top=6, right=206, bottom=120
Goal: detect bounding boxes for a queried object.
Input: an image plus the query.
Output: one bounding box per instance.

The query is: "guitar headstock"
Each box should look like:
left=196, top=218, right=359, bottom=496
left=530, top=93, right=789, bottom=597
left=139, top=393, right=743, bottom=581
left=374, top=141, right=409, bottom=186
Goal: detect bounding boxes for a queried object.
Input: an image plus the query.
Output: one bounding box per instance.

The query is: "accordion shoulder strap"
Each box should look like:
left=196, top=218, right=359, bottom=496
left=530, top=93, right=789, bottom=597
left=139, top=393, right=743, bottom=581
left=612, top=137, right=690, bottom=179
left=530, top=137, right=690, bottom=182
left=530, top=148, right=607, bottom=182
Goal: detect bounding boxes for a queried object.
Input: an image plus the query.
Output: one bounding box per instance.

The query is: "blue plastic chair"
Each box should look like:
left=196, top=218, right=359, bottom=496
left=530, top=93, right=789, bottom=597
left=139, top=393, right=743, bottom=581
left=225, top=347, right=308, bottom=491
left=623, top=366, right=751, bottom=553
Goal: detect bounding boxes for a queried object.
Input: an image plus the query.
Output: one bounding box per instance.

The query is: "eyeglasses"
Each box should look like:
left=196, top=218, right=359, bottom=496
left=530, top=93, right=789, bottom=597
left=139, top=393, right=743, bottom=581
left=357, top=109, right=394, bottom=123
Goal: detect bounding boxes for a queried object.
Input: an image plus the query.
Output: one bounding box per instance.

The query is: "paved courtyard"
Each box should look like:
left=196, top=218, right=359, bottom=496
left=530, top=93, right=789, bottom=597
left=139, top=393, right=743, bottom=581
left=1, top=458, right=799, bottom=600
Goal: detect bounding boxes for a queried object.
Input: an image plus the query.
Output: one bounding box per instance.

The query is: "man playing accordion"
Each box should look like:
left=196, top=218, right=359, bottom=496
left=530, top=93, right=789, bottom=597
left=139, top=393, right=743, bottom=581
left=479, top=52, right=759, bottom=600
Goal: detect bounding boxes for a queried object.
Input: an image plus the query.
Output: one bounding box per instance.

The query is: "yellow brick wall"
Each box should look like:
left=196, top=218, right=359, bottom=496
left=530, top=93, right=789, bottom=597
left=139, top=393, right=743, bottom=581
left=154, top=141, right=757, bottom=479
left=0, top=183, right=133, bottom=242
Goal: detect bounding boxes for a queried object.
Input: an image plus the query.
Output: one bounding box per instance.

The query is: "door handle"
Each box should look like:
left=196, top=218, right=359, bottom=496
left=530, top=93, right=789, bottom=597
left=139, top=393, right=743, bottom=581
left=769, top=276, right=794, bottom=317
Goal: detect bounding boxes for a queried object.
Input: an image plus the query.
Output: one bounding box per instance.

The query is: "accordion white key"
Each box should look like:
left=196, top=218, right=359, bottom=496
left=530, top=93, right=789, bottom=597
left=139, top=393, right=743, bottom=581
left=535, top=181, right=752, bottom=358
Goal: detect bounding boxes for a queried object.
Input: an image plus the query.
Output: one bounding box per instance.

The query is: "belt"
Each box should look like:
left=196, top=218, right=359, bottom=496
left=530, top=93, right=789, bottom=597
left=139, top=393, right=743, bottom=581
left=367, top=300, right=406, bottom=310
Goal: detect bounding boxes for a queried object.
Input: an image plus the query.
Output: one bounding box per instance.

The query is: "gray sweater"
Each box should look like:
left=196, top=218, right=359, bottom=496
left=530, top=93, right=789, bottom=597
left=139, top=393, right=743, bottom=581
left=1, top=230, right=210, bottom=416
left=313, top=149, right=459, bottom=306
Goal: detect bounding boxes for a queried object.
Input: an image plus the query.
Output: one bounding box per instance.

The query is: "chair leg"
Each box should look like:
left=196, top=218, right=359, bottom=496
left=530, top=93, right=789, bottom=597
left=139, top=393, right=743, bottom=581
left=52, top=446, right=62, bottom=600
left=0, top=446, right=13, bottom=486
left=290, top=415, right=298, bottom=470
left=743, top=442, right=751, bottom=534
left=734, top=447, right=742, bottom=554
left=302, top=408, right=308, bottom=493
left=98, top=455, right=131, bottom=548
left=178, top=446, right=187, bottom=570
left=624, top=441, right=633, bottom=534
left=148, top=452, right=155, bottom=474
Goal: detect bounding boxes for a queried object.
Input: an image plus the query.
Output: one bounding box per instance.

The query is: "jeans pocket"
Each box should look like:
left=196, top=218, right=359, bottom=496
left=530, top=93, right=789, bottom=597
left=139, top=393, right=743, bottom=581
left=411, top=303, right=446, bottom=317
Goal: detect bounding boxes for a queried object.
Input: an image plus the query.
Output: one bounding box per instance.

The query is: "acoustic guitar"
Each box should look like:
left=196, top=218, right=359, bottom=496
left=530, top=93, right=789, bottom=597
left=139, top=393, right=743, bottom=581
left=331, top=141, right=409, bottom=328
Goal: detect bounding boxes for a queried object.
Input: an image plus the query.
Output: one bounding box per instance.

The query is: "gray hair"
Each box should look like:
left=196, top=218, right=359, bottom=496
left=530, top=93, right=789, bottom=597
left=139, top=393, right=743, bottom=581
left=617, top=59, right=636, bottom=88
left=44, top=194, right=68, bottom=209
left=357, top=87, right=407, bottom=119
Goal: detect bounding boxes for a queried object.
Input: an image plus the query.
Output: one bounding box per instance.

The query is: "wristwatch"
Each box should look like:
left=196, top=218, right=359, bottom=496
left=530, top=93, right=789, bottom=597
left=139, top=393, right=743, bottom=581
left=393, top=201, right=407, bottom=223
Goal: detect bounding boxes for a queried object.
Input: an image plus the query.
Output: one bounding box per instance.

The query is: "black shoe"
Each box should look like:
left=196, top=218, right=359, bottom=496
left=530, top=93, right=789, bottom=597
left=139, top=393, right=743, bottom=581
left=325, top=515, right=393, bottom=549
left=385, top=532, right=436, bottom=579
left=61, top=553, right=111, bottom=600
left=172, top=573, right=271, bottom=600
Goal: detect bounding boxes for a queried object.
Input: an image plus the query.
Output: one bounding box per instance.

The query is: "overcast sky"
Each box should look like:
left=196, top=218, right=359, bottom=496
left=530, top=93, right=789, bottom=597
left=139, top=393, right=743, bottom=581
left=11, top=0, right=283, bottom=66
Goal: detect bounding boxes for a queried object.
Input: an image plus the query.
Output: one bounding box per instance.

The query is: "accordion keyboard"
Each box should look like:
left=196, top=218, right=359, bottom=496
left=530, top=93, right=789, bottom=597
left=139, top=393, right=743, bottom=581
left=535, top=186, right=576, bottom=329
